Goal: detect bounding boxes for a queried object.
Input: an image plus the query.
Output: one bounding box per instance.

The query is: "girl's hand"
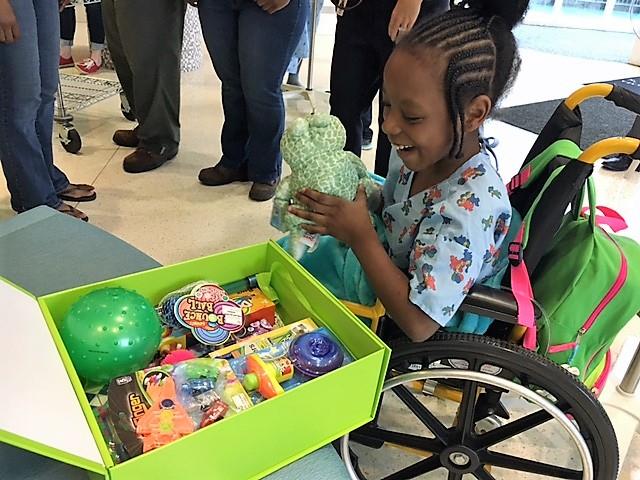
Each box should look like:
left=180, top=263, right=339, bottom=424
left=256, top=0, right=290, bottom=14
left=59, top=0, right=72, bottom=12
left=289, top=187, right=376, bottom=248
left=0, top=0, right=19, bottom=44
left=388, top=0, right=421, bottom=42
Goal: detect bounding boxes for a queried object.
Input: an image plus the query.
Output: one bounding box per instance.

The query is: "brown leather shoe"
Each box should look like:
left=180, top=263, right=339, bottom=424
left=198, top=163, right=248, bottom=186
left=113, top=127, right=139, bottom=148
left=249, top=181, right=278, bottom=202
left=123, top=147, right=176, bottom=173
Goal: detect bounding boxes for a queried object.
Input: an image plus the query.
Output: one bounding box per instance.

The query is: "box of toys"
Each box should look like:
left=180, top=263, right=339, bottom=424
left=2, top=241, right=389, bottom=480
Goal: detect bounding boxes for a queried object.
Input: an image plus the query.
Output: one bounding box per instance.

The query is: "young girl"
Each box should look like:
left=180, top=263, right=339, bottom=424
left=290, top=0, right=529, bottom=342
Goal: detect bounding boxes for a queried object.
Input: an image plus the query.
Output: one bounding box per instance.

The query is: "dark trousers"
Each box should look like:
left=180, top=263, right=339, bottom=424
left=101, top=0, right=185, bottom=153
left=60, top=3, right=105, bottom=47
left=329, top=0, right=448, bottom=176
left=198, top=0, right=306, bottom=183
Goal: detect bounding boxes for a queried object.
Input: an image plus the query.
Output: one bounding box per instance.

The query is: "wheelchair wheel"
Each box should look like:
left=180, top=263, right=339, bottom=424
left=342, top=333, right=618, bottom=480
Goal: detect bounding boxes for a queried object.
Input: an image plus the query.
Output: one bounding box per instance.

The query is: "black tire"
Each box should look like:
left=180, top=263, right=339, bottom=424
left=61, top=129, right=81, bottom=154
left=351, top=332, right=618, bottom=480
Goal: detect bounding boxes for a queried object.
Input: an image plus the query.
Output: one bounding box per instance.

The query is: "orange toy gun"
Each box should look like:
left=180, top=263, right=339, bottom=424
left=136, top=377, right=195, bottom=452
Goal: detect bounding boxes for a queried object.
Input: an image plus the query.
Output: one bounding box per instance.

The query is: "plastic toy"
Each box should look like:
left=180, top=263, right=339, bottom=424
left=136, top=377, right=194, bottom=452
left=242, top=355, right=294, bottom=399
left=60, top=287, right=163, bottom=384
left=230, top=288, right=276, bottom=326
left=215, top=369, right=253, bottom=415
left=199, top=400, right=228, bottom=428
left=211, top=318, right=318, bottom=360
left=156, top=282, right=245, bottom=346
left=289, top=331, right=345, bottom=378
left=271, top=113, right=375, bottom=259
left=161, top=348, right=196, bottom=366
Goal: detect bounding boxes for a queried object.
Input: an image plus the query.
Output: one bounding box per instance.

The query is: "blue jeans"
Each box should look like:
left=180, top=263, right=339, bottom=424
left=0, top=0, right=69, bottom=212
left=199, top=0, right=306, bottom=183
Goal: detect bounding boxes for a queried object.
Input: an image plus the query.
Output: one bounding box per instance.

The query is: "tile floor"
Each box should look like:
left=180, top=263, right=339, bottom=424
left=2, top=11, right=640, bottom=479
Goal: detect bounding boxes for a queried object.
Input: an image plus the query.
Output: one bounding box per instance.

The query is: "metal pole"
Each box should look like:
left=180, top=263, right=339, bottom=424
left=306, top=0, right=318, bottom=92
left=618, top=342, right=640, bottom=395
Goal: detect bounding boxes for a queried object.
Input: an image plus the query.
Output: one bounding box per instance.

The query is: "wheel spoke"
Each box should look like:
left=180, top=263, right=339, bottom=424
left=475, top=409, right=553, bottom=448
left=380, top=455, right=442, bottom=480
left=473, top=467, right=497, bottom=480
left=392, top=385, right=451, bottom=444
left=481, top=451, right=582, bottom=479
left=447, top=471, right=463, bottom=480
left=457, top=380, right=479, bottom=444
left=352, top=425, right=444, bottom=454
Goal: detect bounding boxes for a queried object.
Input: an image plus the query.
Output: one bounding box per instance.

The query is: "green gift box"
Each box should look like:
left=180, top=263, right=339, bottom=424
left=0, top=241, right=389, bottom=480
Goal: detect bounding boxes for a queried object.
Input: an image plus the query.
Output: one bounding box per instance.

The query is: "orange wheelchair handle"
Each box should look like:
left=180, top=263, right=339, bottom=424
left=578, top=137, right=640, bottom=165
left=564, top=84, right=614, bottom=110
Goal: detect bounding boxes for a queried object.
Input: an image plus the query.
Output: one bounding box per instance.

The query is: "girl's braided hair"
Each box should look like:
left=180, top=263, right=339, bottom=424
left=397, top=0, right=530, bottom=158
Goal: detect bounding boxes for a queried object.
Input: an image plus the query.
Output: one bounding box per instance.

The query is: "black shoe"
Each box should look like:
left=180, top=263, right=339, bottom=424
left=123, top=146, right=177, bottom=173
left=199, top=163, right=249, bottom=186
left=602, top=155, right=636, bottom=172
left=113, top=127, right=139, bottom=148
left=249, top=181, right=278, bottom=202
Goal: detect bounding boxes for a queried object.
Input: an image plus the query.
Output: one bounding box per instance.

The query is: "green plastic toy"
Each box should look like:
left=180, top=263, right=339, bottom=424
left=271, top=113, right=376, bottom=259
left=60, top=287, right=163, bottom=384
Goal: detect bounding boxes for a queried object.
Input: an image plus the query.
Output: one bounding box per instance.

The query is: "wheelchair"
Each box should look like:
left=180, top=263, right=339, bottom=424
left=336, top=84, right=640, bottom=480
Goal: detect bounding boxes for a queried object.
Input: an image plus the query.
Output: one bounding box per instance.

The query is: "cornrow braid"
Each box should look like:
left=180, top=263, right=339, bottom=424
left=398, top=1, right=529, bottom=158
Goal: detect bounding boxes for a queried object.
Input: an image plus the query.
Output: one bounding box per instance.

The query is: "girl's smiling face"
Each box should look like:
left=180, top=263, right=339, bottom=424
left=382, top=47, right=453, bottom=173
left=382, top=47, right=491, bottom=177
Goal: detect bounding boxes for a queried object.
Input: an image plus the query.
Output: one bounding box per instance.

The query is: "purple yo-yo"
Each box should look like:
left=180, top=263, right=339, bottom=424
left=289, top=332, right=344, bottom=378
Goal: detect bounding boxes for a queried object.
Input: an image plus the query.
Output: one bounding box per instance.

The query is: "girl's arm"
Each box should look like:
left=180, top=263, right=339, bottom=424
left=0, top=0, right=19, bottom=44
left=351, top=229, right=440, bottom=342
left=291, top=188, right=439, bottom=342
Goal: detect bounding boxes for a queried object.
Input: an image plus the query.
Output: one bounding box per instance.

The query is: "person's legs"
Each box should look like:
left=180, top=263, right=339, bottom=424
left=85, top=2, right=105, bottom=52
left=116, top=0, right=185, bottom=170
left=329, top=7, right=380, bottom=158
left=102, top=0, right=136, bottom=117
left=361, top=105, right=374, bottom=150
left=74, top=1, right=106, bottom=73
left=0, top=0, right=67, bottom=212
left=198, top=0, right=248, bottom=175
left=238, top=0, right=307, bottom=189
left=59, top=5, right=75, bottom=62
left=35, top=0, right=71, bottom=194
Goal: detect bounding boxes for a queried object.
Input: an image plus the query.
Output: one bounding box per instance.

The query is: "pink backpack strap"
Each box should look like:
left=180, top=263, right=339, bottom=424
left=581, top=206, right=628, bottom=233
left=508, top=225, right=537, bottom=350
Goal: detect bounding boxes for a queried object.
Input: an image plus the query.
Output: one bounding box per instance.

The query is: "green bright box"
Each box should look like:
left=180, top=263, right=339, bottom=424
left=0, top=241, right=390, bottom=480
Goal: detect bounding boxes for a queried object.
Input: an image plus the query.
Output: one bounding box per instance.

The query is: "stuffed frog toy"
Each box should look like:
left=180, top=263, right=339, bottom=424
left=271, top=113, right=377, bottom=259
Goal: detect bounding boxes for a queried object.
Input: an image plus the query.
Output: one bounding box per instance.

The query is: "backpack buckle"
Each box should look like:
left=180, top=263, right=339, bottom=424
left=508, top=242, right=523, bottom=266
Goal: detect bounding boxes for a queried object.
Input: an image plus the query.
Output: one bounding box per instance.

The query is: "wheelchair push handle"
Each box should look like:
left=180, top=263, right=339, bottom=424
left=578, top=137, right=640, bottom=165
left=565, top=83, right=640, bottom=117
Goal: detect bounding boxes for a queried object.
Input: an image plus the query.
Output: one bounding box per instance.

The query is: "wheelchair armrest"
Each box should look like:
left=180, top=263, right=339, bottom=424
left=459, top=285, right=541, bottom=325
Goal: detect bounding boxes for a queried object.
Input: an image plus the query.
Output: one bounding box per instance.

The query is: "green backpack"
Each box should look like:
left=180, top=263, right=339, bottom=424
left=532, top=178, right=640, bottom=386
left=507, top=140, right=640, bottom=389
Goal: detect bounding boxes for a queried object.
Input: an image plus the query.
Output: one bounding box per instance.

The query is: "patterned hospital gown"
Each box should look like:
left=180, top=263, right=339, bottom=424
left=382, top=149, right=511, bottom=327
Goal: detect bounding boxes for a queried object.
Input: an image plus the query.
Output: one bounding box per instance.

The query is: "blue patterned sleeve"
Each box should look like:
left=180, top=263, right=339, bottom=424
left=407, top=213, right=486, bottom=327
left=406, top=165, right=512, bottom=327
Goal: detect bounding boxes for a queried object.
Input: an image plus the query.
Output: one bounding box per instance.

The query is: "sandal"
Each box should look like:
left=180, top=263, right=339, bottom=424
left=58, top=184, right=97, bottom=202
left=56, top=202, right=89, bottom=222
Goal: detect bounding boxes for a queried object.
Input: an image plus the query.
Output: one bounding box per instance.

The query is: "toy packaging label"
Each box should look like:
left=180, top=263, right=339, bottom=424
left=270, top=201, right=287, bottom=232
left=107, top=374, right=151, bottom=458
left=211, top=319, right=318, bottom=359
left=300, top=231, right=320, bottom=252
left=173, top=283, right=245, bottom=346
left=230, top=288, right=276, bottom=326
